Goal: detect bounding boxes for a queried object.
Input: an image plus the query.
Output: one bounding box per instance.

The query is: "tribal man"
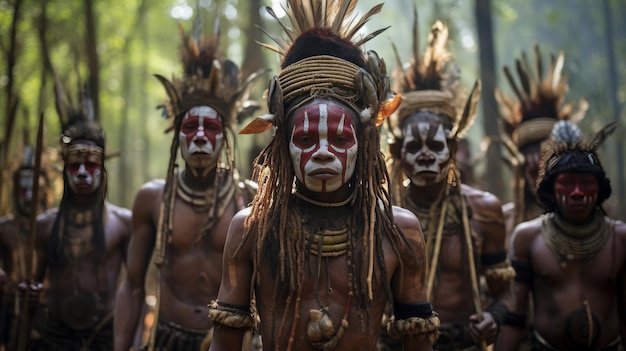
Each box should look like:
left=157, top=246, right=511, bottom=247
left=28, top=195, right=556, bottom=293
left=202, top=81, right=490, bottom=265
left=31, top=83, right=132, bottom=350
left=208, top=1, right=438, bottom=350
left=113, top=15, right=259, bottom=351
left=0, top=143, right=49, bottom=350
left=496, top=45, right=588, bottom=244
left=496, top=121, right=626, bottom=351
left=386, top=16, right=514, bottom=350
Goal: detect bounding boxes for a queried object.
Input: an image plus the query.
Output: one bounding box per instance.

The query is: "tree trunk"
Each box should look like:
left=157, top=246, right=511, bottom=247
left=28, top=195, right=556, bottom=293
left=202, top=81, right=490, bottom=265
left=474, top=0, right=505, bottom=200
left=83, top=0, right=100, bottom=120
left=602, top=0, right=625, bottom=215
left=116, top=0, right=149, bottom=206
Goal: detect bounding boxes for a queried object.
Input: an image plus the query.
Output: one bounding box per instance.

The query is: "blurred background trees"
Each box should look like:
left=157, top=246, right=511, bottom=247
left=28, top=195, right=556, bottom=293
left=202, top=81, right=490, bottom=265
left=1, top=0, right=624, bottom=219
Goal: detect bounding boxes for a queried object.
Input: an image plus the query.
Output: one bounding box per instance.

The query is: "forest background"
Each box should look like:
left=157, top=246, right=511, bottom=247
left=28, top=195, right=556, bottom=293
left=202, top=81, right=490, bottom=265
left=1, top=0, right=625, bottom=221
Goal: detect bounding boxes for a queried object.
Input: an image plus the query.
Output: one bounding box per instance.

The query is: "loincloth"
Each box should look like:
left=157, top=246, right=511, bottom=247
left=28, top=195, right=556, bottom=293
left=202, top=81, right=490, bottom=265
left=532, top=329, right=620, bottom=351
left=30, top=311, right=113, bottom=351
left=151, top=317, right=211, bottom=351
left=434, top=322, right=478, bottom=351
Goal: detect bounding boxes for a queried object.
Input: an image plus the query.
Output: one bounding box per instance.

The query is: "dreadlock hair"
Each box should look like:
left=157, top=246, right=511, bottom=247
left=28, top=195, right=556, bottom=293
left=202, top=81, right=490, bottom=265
left=48, top=121, right=107, bottom=266
left=237, top=0, right=408, bottom=344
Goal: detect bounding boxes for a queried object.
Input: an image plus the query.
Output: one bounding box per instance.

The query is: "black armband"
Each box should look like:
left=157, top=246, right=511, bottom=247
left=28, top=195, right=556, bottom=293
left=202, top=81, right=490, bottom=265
left=481, top=250, right=507, bottom=266
left=393, top=302, right=433, bottom=320
left=502, top=312, right=527, bottom=329
left=511, top=259, right=533, bottom=286
left=485, top=301, right=507, bottom=326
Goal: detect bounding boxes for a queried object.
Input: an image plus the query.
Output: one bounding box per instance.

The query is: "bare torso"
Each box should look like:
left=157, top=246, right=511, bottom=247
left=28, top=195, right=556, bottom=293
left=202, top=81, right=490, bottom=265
left=409, top=184, right=506, bottom=323
left=513, top=216, right=626, bottom=349
left=36, top=203, right=131, bottom=327
left=0, top=215, right=31, bottom=290
left=142, top=177, right=236, bottom=329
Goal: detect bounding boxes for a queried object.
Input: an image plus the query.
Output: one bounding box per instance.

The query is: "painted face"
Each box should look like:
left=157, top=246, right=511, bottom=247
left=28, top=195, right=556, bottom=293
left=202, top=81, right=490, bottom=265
left=289, top=102, right=358, bottom=193
left=16, top=169, right=34, bottom=214
left=65, top=143, right=103, bottom=195
left=400, top=117, right=451, bottom=186
left=554, top=173, right=599, bottom=222
left=179, top=106, right=224, bottom=169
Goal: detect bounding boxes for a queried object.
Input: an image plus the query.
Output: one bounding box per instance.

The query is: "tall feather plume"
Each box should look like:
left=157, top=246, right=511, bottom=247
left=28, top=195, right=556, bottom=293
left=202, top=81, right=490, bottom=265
left=496, top=45, right=588, bottom=141
left=158, top=12, right=261, bottom=131
left=588, top=121, right=618, bottom=150
left=261, top=0, right=386, bottom=59
left=451, top=80, right=481, bottom=139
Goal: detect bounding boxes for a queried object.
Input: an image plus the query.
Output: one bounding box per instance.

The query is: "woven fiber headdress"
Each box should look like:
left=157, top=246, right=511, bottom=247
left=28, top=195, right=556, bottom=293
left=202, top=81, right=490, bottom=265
left=387, top=10, right=481, bottom=205
left=497, top=45, right=588, bottom=159
left=156, top=16, right=260, bottom=133
left=236, top=2, right=409, bottom=345
left=240, top=0, right=401, bottom=135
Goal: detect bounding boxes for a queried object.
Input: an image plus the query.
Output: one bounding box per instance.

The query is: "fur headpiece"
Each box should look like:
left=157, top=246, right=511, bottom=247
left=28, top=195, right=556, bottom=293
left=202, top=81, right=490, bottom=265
left=156, top=16, right=260, bottom=133
left=537, top=121, right=616, bottom=211
left=387, top=9, right=481, bottom=142
left=497, top=45, right=588, bottom=156
left=240, top=0, right=400, bottom=134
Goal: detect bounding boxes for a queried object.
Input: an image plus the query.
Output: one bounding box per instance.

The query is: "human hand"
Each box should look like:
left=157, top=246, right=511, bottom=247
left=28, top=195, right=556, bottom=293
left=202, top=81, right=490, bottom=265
left=17, top=281, right=43, bottom=311
left=468, top=312, right=498, bottom=346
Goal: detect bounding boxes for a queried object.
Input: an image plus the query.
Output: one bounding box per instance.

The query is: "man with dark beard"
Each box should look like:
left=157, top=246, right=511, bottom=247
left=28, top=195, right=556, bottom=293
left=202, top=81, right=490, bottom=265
left=496, top=121, right=625, bottom=351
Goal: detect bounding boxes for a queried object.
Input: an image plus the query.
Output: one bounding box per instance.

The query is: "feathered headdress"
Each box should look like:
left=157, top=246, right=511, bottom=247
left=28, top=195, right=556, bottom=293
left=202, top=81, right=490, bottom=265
left=54, top=74, right=104, bottom=157
left=387, top=9, right=481, bottom=142
left=497, top=45, right=588, bottom=156
left=240, top=0, right=400, bottom=135
left=156, top=16, right=260, bottom=133
left=234, top=2, right=410, bottom=347
left=537, top=121, right=617, bottom=211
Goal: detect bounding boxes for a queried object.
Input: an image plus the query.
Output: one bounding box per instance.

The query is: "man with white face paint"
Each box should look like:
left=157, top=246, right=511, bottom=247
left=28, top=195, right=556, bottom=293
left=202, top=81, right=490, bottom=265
left=386, top=18, right=513, bottom=351
left=210, top=1, right=438, bottom=350
left=32, top=111, right=132, bottom=350
left=497, top=121, right=626, bottom=351
left=0, top=144, right=50, bottom=349
left=114, top=16, right=259, bottom=351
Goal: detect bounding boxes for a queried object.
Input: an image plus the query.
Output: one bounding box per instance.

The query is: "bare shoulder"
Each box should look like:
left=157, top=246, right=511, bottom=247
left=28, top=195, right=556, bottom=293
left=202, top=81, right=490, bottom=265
left=462, top=184, right=502, bottom=212
left=391, top=205, right=421, bottom=231
left=135, top=179, right=165, bottom=199
left=223, top=207, right=253, bottom=258
left=106, top=202, right=132, bottom=219
left=37, top=207, right=59, bottom=226
left=106, top=202, right=132, bottom=229
left=502, top=202, right=515, bottom=218
left=510, top=216, right=543, bottom=258
left=612, top=218, right=626, bottom=242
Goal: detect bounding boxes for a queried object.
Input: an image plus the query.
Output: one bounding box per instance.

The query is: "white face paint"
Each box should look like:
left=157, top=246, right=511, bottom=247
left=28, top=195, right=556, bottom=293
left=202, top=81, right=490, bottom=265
left=289, top=102, right=358, bottom=193
left=179, top=106, right=224, bottom=169
left=400, top=120, right=451, bottom=186
left=65, top=144, right=103, bottom=195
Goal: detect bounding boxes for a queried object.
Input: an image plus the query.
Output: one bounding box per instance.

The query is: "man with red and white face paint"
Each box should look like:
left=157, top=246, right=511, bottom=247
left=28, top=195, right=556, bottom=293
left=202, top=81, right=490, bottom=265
left=289, top=100, right=358, bottom=193
left=179, top=105, right=224, bottom=175
left=499, top=125, right=626, bottom=351
left=399, top=114, right=451, bottom=187
left=65, top=142, right=104, bottom=195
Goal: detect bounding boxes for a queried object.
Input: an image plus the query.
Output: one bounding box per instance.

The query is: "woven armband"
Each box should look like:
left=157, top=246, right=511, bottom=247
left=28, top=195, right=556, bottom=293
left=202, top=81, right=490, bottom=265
left=502, top=312, right=527, bottom=329
left=511, top=259, right=533, bottom=286
left=485, top=300, right=507, bottom=326
left=208, top=300, right=254, bottom=331
left=483, top=260, right=516, bottom=281
left=387, top=304, right=441, bottom=344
